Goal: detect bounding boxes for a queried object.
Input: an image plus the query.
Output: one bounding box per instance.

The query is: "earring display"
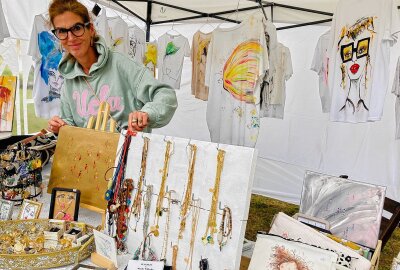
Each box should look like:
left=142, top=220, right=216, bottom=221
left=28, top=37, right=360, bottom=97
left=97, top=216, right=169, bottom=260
left=107, top=132, right=257, bottom=270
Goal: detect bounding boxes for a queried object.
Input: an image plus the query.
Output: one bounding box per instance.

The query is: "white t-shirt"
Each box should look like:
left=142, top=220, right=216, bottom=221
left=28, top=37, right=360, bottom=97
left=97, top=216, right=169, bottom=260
left=260, top=43, right=293, bottom=119
left=94, top=10, right=110, bottom=44
left=328, top=0, right=400, bottom=123
left=311, top=29, right=331, bottom=113
left=205, top=15, right=269, bottom=147
left=0, top=1, right=9, bottom=42
left=106, top=16, right=129, bottom=56
left=392, top=57, right=400, bottom=139
left=128, top=25, right=146, bottom=64
left=0, top=39, right=18, bottom=76
left=28, top=15, right=64, bottom=119
left=157, top=33, right=190, bottom=89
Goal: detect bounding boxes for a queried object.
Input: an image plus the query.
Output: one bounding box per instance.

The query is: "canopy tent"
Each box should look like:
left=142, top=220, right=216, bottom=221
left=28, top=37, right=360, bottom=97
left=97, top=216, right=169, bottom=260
left=1, top=0, right=400, bottom=205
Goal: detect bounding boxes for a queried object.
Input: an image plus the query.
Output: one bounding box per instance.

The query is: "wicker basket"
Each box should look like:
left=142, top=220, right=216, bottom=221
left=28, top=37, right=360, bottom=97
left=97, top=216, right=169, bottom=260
left=0, top=219, right=95, bottom=269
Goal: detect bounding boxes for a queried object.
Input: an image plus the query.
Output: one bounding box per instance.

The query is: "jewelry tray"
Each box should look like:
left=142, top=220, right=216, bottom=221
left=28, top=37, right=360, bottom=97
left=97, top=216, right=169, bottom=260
left=0, top=219, right=96, bottom=269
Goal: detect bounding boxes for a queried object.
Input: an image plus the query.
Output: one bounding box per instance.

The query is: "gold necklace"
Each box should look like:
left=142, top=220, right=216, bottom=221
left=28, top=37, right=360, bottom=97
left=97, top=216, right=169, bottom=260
left=185, top=198, right=201, bottom=270
left=131, top=137, right=150, bottom=231
left=172, top=244, right=179, bottom=270
left=178, top=144, right=197, bottom=240
left=202, top=149, right=225, bottom=245
left=160, top=190, right=176, bottom=261
left=151, top=140, right=173, bottom=237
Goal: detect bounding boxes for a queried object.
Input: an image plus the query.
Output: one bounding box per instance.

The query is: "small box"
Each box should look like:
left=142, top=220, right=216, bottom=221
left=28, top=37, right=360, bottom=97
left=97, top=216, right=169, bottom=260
left=69, top=221, right=86, bottom=234
left=44, top=220, right=66, bottom=241
left=64, top=228, right=82, bottom=242
left=76, top=233, right=92, bottom=246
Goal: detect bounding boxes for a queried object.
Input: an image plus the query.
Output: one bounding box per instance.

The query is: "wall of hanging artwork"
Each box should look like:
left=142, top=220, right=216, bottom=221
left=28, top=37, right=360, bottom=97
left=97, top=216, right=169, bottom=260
left=109, top=132, right=257, bottom=270
left=0, top=76, right=16, bottom=132
left=48, top=126, right=120, bottom=210
left=299, top=171, right=386, bottom=249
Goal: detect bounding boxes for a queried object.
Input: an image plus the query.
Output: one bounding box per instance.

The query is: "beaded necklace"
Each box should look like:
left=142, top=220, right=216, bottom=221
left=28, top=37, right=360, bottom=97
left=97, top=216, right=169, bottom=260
left=202, top=149, right=225, bottom=245
left=178, top=144, right=197, bottom=240
left=217, top=206, right=232, bottom=251
left=151, top=141, right=173, bottom=237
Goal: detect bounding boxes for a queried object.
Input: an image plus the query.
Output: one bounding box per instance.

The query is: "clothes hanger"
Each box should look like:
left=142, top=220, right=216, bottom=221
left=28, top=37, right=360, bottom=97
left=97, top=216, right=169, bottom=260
left=166, top=21, right=181, bottom=36
left=198, top=16, right=215, bottom=34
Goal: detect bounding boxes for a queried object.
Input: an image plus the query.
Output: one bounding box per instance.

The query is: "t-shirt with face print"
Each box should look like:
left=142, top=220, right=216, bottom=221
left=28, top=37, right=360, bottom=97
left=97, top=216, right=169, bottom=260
left=328, top=0, right=400, bottom=123
left=28, top=15, right=64, bottom=119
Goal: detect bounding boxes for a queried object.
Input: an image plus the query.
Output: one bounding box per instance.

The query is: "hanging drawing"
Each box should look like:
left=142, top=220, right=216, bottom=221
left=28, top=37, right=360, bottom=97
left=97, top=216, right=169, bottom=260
left=299, top=171, right=385, bottom=249
left=0, top=76, right=16, bottom=132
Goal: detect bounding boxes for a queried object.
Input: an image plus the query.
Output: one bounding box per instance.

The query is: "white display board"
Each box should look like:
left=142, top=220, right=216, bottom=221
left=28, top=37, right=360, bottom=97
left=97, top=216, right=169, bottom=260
left=114, top=132, right=257, bottom=270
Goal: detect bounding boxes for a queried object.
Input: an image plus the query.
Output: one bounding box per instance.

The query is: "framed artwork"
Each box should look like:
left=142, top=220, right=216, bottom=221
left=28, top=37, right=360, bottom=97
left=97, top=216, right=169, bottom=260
left=0, top=76, right=17, bottom=132
left=49, top=187, right=80, bottom=221
left=18, top=199, right=42, bottom=220
left=0, top=199, right=14, bottom=220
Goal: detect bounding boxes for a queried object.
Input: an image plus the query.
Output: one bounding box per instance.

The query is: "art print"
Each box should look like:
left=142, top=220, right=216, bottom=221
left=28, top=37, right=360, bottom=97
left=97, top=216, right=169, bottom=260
left=18, top=199, right=42, bottom=220
left=0, top=199, right=14, bottom=220
left=93, top=229, right=118, bottom=267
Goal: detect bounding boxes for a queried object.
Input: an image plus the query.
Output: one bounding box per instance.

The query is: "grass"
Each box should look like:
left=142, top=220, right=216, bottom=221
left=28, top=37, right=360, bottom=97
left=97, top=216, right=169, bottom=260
left=246, top=195, right=400, bottom=270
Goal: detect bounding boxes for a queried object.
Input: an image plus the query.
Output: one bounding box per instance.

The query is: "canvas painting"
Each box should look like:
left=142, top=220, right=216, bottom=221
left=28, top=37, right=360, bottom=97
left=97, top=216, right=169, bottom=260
left=248, top=234, right=337, bottom=270
left=299, top=171, right=386, bottom=249
left=0, top=76, right=17, bottom=132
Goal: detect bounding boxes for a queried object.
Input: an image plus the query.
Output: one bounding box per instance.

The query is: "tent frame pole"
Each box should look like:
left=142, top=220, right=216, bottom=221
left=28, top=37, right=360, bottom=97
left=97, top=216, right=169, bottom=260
left=145, top=1, right=152, bottom=42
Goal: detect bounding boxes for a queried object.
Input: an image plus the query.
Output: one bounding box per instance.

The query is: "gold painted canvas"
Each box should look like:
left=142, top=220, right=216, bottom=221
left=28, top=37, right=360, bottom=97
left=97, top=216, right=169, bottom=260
left=48, top=126, right=119, bottom=210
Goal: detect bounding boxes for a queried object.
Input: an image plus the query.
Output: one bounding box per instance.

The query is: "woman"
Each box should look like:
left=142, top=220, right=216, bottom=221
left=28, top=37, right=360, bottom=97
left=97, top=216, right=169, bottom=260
left=47, top=0, right=177, bottom=133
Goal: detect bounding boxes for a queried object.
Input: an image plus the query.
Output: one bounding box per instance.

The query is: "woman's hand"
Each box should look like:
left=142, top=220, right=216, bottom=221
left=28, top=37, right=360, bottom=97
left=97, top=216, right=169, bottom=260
left=48, top=116, right=67, bottom=134
left=128, top=111, right=149, bottom=132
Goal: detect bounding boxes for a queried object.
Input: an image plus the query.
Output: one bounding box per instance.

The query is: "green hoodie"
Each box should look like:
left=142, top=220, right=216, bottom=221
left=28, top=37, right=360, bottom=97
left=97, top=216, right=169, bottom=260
left=58, top=36, right=177, bottom=133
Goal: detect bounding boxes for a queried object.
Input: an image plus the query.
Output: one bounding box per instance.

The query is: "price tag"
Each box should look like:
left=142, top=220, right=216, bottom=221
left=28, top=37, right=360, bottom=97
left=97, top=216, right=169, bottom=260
left=127, top=260, right=164, bottom=270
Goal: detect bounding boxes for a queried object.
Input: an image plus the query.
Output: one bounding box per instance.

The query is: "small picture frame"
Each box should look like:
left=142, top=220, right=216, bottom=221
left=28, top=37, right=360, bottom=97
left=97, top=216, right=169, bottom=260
left=0, top=199, right=14, bottom=220
left=49, top=188, right=80, bottom=221
left=18, top=199, right=42, bottom=220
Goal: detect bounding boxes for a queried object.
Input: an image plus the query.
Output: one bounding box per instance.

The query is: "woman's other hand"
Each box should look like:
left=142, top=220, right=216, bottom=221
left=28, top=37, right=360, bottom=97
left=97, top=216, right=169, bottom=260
left=48, top=116, right=67, bottom=134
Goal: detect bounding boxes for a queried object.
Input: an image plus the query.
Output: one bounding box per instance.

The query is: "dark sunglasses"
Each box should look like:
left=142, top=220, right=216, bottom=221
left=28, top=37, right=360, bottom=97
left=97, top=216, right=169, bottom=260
left=340, top=37, right=370, bottom=63
left=52, top=22, right=91, bottom=40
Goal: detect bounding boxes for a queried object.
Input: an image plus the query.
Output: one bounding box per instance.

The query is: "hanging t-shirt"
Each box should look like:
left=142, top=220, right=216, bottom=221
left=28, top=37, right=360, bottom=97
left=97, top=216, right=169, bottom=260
left=392, top=57, right=400, bottom=139
left=94, top=9, right=110, bottom=44
left=260, top=43, right=293, bottom=119
left=205, top=15, right=269, bottom=147
left=191, top=30, right=212, bottom=101
left=144, top=42, right=157, bottom=77
left=157, top=33, right=190, bottom=89
left=0, top=1, right=9, bottom=43
left=28, top=15, right=64, bottom=119
left=311, top=29, right=331, bottom=113
left=328, top=0, right=400, bottom=123
left=128, top=25, right=146, bottom=64
left=106, top=16, right=129, bottom=56
left=0, top=39, right=18, bottom=76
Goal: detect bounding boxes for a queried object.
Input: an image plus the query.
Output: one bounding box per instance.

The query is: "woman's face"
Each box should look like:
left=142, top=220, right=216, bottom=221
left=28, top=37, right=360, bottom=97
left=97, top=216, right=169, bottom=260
left=340, top=33, right=370, bottom=80
left=48, top=68, right=64, bottom=89
left=53, top=11, right=94, bottom=62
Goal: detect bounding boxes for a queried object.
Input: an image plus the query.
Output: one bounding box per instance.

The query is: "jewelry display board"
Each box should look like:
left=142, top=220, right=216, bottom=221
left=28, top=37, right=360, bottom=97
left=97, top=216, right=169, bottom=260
left=48, top=126, right=120, bottom=210
left=111, top=132, right=257, bottom=270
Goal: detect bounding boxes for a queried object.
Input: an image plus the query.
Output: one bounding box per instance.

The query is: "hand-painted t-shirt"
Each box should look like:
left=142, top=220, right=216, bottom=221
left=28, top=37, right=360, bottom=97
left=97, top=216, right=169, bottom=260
left=28, top=15, right=64, bottom=119
left=191, top=30, right=212, bottom=101
left=94, top=10, right=109, bottom=43
left=205, top=15, right=269, bottom=147
left=260, top=43, right=293, bottom=119
left=106, top=16, right=129, bottom=56
left=144, top=42, right=157, bottom=77
left=328, top=0, right=400, bottom=123
left=157, top=33, right=190, bottom=89
left=128, top=25, right=146, bottom=64
left=392, top=57, right=400, bottom=139
left=311, top=29, right=331, bottom=113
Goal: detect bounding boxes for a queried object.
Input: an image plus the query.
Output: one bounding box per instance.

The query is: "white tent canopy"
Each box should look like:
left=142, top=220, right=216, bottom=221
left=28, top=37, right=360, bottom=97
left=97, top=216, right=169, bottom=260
left=1, top=0, right=400, bottom=204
